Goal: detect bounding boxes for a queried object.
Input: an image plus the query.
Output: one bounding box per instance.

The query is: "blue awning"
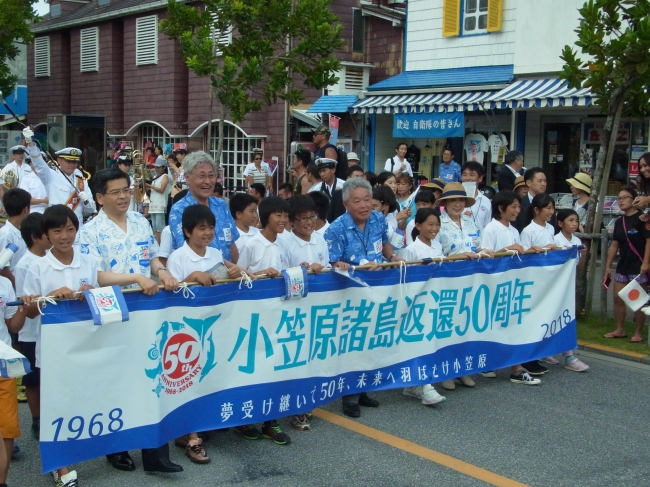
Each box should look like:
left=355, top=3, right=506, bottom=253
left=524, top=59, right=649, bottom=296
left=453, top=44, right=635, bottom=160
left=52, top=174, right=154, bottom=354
left=351, top=90, right=496, bottom=114
left=486, top=78, right=594, bottom=108
left=306, top=95, right=358, bottom=113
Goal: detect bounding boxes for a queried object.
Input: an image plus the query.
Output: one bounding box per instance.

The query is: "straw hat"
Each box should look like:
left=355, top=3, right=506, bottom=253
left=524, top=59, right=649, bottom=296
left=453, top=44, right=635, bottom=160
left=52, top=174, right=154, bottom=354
left=421, top=177, right=446, bottom=192
left=433, top=182, right=476, bottom=207
left=566, top=173, right=592, bottom=193
left=513, top=175, right=526, bottom=191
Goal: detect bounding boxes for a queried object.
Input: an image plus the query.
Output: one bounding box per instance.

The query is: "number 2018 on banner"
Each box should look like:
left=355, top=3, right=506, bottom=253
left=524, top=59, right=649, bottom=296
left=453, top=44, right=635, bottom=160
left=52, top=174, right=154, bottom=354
left=51, top=408, right=124, bottom=441
left=541, top=309, right=572, bottom=339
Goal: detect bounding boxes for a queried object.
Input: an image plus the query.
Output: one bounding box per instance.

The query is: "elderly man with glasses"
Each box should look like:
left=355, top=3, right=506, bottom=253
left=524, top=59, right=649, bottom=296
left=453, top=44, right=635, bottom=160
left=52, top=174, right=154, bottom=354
left=168, top=151, right=241, bottom=264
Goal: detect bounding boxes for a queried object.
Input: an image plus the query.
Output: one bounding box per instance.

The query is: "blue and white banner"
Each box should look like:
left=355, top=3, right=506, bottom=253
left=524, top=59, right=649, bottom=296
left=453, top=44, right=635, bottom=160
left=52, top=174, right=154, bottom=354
left=393, top=112, right=464, bottom=138
left=39, top=249, right=578, bottom=472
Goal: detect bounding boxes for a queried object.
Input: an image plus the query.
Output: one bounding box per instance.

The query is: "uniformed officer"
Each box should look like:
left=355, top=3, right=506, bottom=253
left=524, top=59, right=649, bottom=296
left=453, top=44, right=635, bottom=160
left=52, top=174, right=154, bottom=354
left=22, top=128, right=96, bottom=223
left=0, top=146, right=48, bottom=213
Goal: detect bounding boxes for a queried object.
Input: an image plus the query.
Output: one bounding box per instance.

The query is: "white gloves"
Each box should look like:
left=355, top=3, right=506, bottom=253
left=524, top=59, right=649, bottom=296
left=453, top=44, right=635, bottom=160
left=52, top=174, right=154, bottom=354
left=22, top=128, right=34, bottom=143
left=79, top=192, right=90, bottom=203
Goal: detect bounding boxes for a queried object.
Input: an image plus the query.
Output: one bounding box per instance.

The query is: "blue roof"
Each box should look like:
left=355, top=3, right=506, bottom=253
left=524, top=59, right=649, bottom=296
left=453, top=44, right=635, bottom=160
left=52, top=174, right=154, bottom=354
left=367, top=65, right=514, bottom=91
left=306, top=95, right=358, bottom=113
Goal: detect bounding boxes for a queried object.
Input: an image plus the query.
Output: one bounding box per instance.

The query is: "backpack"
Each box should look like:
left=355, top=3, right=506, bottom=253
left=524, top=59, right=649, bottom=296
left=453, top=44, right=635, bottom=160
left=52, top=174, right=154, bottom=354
left=335, top=147, right=348, bottom=181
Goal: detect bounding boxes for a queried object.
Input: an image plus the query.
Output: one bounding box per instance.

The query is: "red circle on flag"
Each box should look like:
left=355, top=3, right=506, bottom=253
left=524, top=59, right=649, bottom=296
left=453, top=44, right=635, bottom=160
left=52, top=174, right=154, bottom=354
left=628, top=289, right=641, bottom=301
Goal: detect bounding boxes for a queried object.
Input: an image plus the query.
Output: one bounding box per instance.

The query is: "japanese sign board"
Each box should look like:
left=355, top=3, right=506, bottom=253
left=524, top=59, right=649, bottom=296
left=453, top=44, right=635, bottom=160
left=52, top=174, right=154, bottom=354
left=39, top=249, right=578, bottom=472
left=582, top=122, right=631, bottom=144
left=393, top=113, right=464, bottom=139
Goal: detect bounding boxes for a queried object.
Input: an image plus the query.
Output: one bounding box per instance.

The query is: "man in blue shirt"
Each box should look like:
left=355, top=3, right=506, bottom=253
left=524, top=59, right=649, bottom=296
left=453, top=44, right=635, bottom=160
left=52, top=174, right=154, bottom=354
left=439, top=148, right=462, bottom=184
left=324, top=178, right=403, bottom=418
left=168, top=152, right=240, bottom=262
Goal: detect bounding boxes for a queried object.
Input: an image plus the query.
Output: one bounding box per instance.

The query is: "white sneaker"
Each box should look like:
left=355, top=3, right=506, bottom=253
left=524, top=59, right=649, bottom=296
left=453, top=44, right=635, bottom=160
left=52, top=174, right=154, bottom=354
left=509, top=370, right=541, bottom=385
left=564, top=356, right=589, bottom=372
left=56, top=470, right=78, bottom=487
left=402, top=386, right=423, bottom=400
left=480, top=371, right=497, bottom=378
left=421, top=384, right=446, bottom=405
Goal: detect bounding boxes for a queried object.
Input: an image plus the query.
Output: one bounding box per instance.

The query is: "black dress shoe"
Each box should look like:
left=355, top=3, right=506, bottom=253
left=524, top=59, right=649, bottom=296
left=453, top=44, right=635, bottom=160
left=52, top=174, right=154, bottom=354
left=106, top=452, right=136, bottom=472
left=342, top=403, right=361, bottom=418
left=358, top=392, right=380, bottom=407
left=142, top=457, right=184, bottom=473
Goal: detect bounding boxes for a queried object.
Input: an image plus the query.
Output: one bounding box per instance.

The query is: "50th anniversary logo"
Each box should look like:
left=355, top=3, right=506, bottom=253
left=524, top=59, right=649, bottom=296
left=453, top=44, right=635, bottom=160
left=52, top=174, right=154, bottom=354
left=145, top=315, right=219, bottom=397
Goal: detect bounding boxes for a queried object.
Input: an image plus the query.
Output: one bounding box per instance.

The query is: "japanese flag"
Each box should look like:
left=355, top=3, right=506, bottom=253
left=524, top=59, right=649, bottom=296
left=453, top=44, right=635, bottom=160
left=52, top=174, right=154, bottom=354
left=618, top=279, right=650, bottom=312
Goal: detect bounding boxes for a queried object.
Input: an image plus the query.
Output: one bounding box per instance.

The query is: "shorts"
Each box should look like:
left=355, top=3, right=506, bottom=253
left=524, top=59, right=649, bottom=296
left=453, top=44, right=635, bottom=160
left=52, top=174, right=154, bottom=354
left=614, top=273, right=649, bottom=284
left=151, top=213, right=166, bottom=232
left=18, top=341, right=40, bottom=388
left=0, top=378, right=20, bottom=438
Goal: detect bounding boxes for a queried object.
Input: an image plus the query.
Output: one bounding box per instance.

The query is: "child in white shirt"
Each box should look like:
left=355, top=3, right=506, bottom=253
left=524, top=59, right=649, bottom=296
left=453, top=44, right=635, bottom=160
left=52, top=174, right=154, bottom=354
left=157, top=225, right=172, bottom=267
left=0, top=188, right=31, bottom=287
left=461, top=162, right=492, bottom=231
left=305, top=192, right=331, bottom=237
left=548, top=208, right=589, bottom=373
left=404, top=190, right=439, bottom=246
left=23, top=205, right=99, bottom=487
left=401, top=208, right=443, bottom=261
left=520, top=194, right=557, bottom=252
left=230, top=193, right=260, bottom=253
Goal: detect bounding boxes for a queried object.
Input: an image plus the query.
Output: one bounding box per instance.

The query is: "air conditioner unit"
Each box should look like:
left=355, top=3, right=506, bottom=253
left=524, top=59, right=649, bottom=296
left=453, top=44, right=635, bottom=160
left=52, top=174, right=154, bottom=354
left=47, top=114, right=107, bottom=175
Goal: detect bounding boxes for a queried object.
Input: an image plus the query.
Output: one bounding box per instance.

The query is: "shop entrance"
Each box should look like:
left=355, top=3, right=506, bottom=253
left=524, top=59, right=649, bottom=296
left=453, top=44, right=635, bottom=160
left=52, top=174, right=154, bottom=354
left=542, top=123, right=581, bottom=194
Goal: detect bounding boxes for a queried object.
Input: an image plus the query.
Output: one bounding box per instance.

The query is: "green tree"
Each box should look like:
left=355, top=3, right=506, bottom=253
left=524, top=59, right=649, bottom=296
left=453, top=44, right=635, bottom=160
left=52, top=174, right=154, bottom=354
left=0, top=0, right=39, bottom=95
left=161, top=0, right=344, bottom=163
left=560, top=0, right=650, bottom=310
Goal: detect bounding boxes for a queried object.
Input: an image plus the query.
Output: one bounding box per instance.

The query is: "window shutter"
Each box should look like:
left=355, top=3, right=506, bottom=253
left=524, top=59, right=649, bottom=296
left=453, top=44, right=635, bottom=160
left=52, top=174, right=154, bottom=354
left=486, top=0, right=503, bottom=32
left=80, top=27, right=99, bottom=72
left=136, top=15, right=158, bottom=65
left=352, top=9, right=365, bottom=53
left=34, top=36, right=50, bottom=77
left=210, top=13, right=232, bottom=56
left=442, top=0, right=461, bottom=37
left=345, top=67, right=364, bottom=91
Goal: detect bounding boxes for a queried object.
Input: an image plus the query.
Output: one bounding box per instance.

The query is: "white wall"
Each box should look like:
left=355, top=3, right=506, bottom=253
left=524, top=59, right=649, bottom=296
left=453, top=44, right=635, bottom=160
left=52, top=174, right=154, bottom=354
left=406, top=0, right=516, bottom=72
left=513, top=0, right=584, bottom=75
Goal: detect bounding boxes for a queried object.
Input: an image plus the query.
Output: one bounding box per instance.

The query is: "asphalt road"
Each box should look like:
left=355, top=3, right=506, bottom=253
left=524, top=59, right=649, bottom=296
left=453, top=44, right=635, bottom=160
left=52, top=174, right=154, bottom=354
left=8, top=350, right=650, bottom=487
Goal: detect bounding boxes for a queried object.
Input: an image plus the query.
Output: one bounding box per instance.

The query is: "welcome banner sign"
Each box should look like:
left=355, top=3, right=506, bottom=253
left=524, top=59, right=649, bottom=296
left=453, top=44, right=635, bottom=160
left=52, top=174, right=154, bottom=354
left=39, top=249, right=578, bottom=472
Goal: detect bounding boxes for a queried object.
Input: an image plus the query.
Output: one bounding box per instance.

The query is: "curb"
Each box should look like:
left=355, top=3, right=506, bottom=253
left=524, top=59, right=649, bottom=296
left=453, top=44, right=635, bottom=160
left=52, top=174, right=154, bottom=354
left=577, top=340, right=650, bottom=364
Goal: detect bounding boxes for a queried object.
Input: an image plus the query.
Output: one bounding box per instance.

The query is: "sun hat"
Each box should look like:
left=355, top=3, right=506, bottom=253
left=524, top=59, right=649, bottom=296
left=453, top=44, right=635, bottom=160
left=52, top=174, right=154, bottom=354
left=513, top=175, right=526, bottom=191
left=347, top=152, right=360, bottom=161
left=566, top=173, right=592, bottom=193
left=433, top=182, right=476, bottom=207
left=153, top=156, right=168, bottom=167
left=421, top=177, right=446, bottom=192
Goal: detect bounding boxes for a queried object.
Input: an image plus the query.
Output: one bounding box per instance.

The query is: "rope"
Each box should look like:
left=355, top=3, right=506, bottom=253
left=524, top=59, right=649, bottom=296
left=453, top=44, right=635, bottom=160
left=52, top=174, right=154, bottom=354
left=398, top=260, right=407, bottom=298
left=476, top=251, right=491, bottom=261
left=239, top=272, right=254, bottom=289
left=506, top=249, right=522, bottom=261
left=35, top=296, right=57, bottom=315
left=173, top=282, right=195, bottom=299
left=540, top=247, right=550, bottom=255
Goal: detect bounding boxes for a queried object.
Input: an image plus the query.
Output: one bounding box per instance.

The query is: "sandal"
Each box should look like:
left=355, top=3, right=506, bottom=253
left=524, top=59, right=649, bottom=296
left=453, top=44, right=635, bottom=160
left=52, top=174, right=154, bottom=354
left=631, top=336, right=644, bottom=343
left=604, top=331, right=627, bottom=338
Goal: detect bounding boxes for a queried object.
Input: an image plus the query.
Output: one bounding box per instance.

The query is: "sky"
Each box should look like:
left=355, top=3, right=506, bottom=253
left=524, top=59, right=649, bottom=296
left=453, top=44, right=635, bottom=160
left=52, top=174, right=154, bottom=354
left=35, top=0, right=49, bottom=15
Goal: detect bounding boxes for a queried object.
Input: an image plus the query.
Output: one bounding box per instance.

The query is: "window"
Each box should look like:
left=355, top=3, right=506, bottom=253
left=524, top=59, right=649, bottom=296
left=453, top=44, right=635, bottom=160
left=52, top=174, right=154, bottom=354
left=442, top=0, right=502, bottom=37
left=352, top=9, right=365, bottom=53
left=136, top=15, right=158, bottom=65
left=209, top=123, right=264, bottom=192
left=140, top=124, right=183, bottom=154
left=463, top=0, right=488, bottom=35
left=210, top=12, right=232, bottom=56
left=34, top=36, right=50, bottom=77
left=80, top=27, right=99, bottom=72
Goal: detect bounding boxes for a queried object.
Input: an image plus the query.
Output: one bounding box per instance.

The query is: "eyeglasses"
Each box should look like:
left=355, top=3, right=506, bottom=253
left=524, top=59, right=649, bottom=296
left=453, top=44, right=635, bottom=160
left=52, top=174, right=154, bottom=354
left=105, top=188, right=132, bottom=196
left=254, top=157, right=262, bottom=161
left=190, top=173, right=217, bottom=181
left=618, top=195, right=633, bottom=201
left=295, top=214, right=318, bottom=223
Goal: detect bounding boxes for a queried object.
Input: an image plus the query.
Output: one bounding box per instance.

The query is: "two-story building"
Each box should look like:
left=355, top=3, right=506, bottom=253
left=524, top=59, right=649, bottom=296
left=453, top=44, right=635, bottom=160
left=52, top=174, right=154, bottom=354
left=27, top=0, right=404, bottom=190
left=353, top=0, right=648, bottom=195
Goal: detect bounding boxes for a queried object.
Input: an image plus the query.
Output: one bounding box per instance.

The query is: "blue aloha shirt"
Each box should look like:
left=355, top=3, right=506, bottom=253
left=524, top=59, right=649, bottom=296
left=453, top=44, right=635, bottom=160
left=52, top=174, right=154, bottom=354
left=439, top=160, right=462, bottom=183
left=438, top=211, right=481, bottom=256
left=169, top=193, right=239, bottom=261
left=325, top=210, right=389, bottom=265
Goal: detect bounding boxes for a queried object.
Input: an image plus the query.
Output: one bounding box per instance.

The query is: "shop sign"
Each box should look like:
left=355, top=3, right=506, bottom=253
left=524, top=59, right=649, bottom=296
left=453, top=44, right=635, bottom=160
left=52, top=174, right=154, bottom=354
left=582, top=122, right=630, bottom=144
left=393, top=113, right=464, bottom=139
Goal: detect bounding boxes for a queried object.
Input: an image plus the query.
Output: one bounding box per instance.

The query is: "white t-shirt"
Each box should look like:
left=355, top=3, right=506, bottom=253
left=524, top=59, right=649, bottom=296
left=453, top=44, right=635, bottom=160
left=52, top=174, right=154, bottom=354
left=284, top=231, right=330, bottom=268
left=487, top=134, right=508, bottom=162
left=554, top=232, right=582, bottom=265
left=481, top=219, right=520, bottom=252
left=384, top=156, right=413, bottom=177
left=24, top=249, right=99, bottom=368
left=464, top=193, right=492, bottom=231
left=167, top=242, right=224, bottom=281
left=313, top=221, right=330, bottom=238
left=521, top=220, right=555, bottom=250
left=464, top=133, right=488, bottom=162
left=149, top=173, right=170, bottom=214
left=401, top=237, right=443, bottom=261
left=159, top=226, right=172, bottom=259
left=234, top=225, right=260, bottom=252
left=237, top=232, right=287, bottom=273
left=307, top=182, right=324, bottom=193
left=0, top=277, right=17, bottom=348
left=23, top=171, right=48, bottom=214
left=14, top=250, right=42, bottom=343
left=243, top=162, right=271, bottom=177
left=0, top=221, right=27, bottom=272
